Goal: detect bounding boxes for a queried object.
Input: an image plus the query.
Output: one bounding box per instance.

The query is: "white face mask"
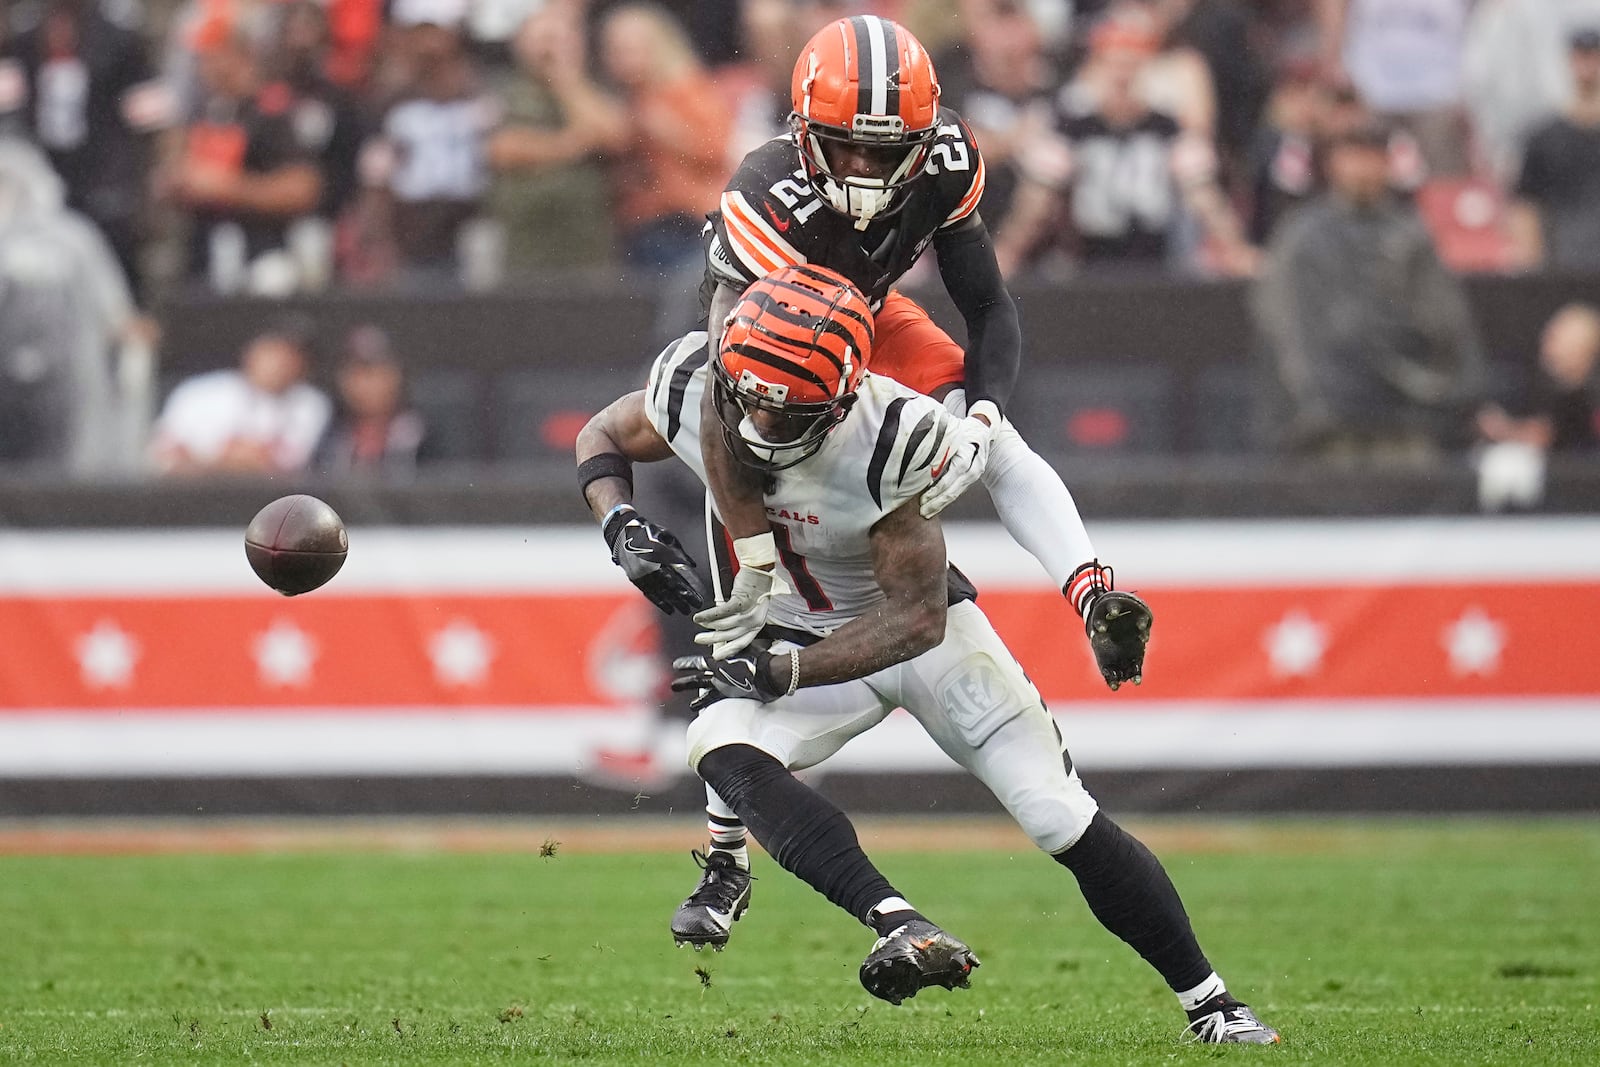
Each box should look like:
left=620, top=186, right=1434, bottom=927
left=818, top=175, right=896, bottom=228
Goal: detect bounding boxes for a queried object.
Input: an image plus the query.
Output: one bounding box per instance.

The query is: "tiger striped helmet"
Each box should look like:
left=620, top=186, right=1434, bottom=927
left=713, top=265, right=874, bottom=471
left=790, top=15, right=941, bottom=224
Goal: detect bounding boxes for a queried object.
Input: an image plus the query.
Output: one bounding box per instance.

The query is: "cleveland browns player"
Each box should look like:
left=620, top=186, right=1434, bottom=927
left=576, top=265, right=1278, bottom=1041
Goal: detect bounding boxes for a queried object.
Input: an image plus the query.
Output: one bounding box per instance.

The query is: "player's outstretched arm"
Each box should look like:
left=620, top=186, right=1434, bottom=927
left=791, top=499, right=951, bottom=688
left=921, top=217, right=1022, bottom=517
left=694, top=280, right=790, bottom=654
left=576, top=391, right=708, bottom=615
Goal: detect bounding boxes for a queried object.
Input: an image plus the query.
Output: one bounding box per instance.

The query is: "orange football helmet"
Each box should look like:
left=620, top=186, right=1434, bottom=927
left=714, top=265, right=874, bottom=470
left=790, top=15, right=941, bottom=224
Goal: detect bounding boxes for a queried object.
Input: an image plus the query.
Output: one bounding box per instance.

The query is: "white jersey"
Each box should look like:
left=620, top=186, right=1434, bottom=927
left=644, top=331, right=960, bottom=637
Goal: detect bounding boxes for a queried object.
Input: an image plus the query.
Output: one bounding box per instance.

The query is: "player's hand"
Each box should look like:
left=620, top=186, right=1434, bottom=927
left=602, top=505, right=707, bottom=615
left=920, top=401, right=1000, bottom=518
left=1084, top=590, right=1153, bottom=691
left=694, top=563, right=792, bottom=658
left=671, top=643, right=785, bottom=710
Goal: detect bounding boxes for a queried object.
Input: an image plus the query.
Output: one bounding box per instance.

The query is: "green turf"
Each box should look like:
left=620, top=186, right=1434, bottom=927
left=1, top=819, right=1597, bottom=1065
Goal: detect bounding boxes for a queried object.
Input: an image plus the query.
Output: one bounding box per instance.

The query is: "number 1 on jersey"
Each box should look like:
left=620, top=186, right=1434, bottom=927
left=773, top=525, right=833, bottom=611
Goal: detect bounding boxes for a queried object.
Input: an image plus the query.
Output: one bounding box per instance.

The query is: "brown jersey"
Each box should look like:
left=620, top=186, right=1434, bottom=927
left=704, top=109, right=986, bottom=309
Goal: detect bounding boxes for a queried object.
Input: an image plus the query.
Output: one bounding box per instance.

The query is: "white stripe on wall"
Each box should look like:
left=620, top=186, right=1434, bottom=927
left=5, top=519, right=1600, bottom=594
left=2, top=700, right=1595, bottom=776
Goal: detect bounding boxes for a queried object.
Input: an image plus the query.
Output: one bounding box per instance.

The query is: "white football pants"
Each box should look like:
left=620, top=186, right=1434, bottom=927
left=687, top=600, right=1101, bottom=854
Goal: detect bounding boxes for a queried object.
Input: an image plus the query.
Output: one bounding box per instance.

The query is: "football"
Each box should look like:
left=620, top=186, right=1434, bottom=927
left=244, top=494, right=349, bottom=596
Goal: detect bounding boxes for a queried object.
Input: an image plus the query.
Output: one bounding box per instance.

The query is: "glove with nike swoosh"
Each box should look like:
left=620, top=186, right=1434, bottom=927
left=670, top=642, right=785, bottom=710
left=920, top=400, right=1001, bottom=518
left=603, top=504, right=708, bottom=615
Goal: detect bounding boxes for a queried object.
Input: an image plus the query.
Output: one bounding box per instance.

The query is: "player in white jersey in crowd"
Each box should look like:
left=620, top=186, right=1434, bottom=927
left=574, top=265, right=1280, bottom=1043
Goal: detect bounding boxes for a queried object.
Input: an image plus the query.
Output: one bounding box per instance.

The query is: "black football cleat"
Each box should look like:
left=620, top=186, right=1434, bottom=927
left=1184, top=996, right=1281, bottom=1044
left=858, top=919, right=980, bottom=1005
left=670, top=849, right=752, bottom=951
left=1086, top=590, right=1153, bottom=690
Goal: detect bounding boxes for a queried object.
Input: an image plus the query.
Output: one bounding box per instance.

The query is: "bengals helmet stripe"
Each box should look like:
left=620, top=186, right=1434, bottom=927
left=734, top=293, right=856, bottom=378
left=713, top=265, right=874, bottom=471
left=762, top=267, right=873, bottom=338
left=726, top=342, right=833, bottom=392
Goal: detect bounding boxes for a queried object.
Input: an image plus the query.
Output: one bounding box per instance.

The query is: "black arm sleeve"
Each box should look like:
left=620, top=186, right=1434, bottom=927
left=932, top=214, right=1023, bottom=413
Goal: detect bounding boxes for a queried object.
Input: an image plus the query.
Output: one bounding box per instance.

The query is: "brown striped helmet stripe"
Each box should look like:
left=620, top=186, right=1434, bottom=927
left=851, top=16, right=873, bottom=118
left=881, top=18, right=901, bottom=121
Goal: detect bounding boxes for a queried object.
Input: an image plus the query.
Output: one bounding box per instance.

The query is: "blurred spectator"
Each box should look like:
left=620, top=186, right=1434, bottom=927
left=312, top=323, right=434, bottom=477
left=265, top=0, right=368, bottom=289
left=485, top=0, right=615, bottom=275
left=1125, top=0, right=1220, bottom=144
left=720, top=0, right=849, bottom=161
left=1478, top=303, right=1600, bottom=452
left=1247, top=74, right=1428, bottom=245
left=993, top=8, right=1256, bottom=278
left=581, top=1, right=734, bottom=277
left=1316, top=0, right=1473, bottom=176
left=1146, top=0, right=1270, bottom=174
left=1243, top=54, right=1322, bottom=244
left=352, top=0, right=500, bottom=290
left=1253, top=121, right=1487, bottom=463
left=1463, top=0, right=1600, bottom=181
left=0, top=0, right=171, bottom=296
left=934, top=0, right=1062, bottom=235
left=149, top=317, right=331, bottom=476
left=0, top=138, right=153, bottom=475
left=154, top=23, right=323, bottom=295
left=1506, top=29, right=1600, bottom=273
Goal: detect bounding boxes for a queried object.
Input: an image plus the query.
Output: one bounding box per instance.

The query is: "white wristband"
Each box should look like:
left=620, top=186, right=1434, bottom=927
left=785, top=649, right=801, bottom=697
left=733, top=532, right=778, bottom=570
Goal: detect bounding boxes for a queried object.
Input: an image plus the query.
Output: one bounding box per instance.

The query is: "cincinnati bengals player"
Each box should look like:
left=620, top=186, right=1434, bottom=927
left=692, top=15, right=1148, bottom=690
left=574, top=266, right=1280, bottom=1041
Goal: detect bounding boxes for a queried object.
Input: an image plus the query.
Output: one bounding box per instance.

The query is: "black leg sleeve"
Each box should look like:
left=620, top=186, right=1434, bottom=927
left=699, top=744, right=902, bottom=927
left=1053, top=811, right=1214, bottom=992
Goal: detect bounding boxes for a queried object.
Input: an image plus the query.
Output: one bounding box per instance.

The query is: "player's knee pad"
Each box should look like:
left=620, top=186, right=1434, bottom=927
left=1013, top=763, right=1101, bottom=855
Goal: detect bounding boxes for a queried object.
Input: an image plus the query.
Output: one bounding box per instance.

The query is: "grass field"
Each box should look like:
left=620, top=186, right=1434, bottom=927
left=1, top=817, right=1597, bottom=1065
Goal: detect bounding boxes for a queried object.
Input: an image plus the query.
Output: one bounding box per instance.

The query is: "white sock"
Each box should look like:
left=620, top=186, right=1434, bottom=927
left=869, top=895, right=916, bottom=920
left=705, top=785, right=750, bottom=870
left=1176, top=971, right=1228, bottom=1012
left=982, top=420, right=1097, bottom=591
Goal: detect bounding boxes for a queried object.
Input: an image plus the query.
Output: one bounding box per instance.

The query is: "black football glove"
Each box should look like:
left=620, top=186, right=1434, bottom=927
left=602, top=505, right=708, bottom=615
left=670, top=642, right=784, bottom=710
left=1085, top=589, right=1153, bottom=691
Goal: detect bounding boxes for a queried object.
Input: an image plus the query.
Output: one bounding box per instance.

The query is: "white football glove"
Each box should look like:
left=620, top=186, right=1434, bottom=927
left=693, top=533, right=793, bottom=658
left=920, top=400, right=1001, bottom=518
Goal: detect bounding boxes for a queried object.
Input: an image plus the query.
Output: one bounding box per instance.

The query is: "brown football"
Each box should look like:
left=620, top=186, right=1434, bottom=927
left=245, top=494, right=348, bottom=596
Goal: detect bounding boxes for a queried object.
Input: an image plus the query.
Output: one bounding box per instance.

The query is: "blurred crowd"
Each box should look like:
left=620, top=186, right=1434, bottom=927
left=1, top=0, right=1599, bottom=485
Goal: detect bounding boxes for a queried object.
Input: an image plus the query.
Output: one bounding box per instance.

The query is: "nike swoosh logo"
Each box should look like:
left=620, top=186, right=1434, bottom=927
left=764, top=203, right=791, bottom=232
left=706, top=908, right=734, bottom=931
